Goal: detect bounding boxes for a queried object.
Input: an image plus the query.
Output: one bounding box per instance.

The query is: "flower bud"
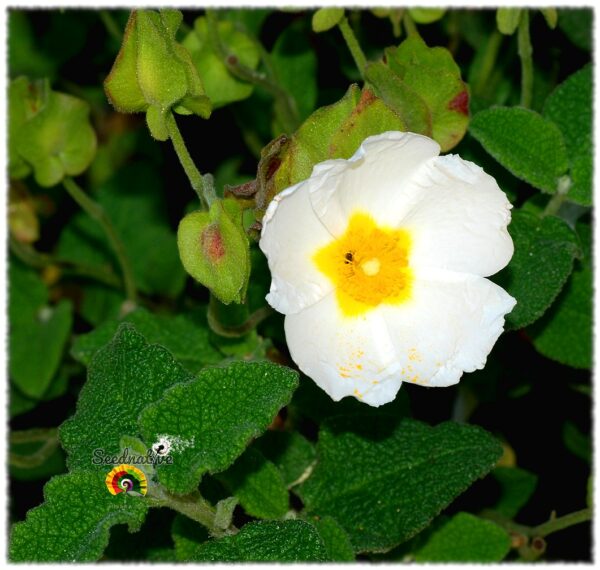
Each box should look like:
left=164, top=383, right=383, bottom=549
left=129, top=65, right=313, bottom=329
left=177, top=198, right=250, bottom=304
left=9, top=77, right=97, bottom=187
left=104, top=10, right=212, bottom=140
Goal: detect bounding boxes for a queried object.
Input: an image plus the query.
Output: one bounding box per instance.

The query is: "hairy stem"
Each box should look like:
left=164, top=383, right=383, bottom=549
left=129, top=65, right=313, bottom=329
left=338, top=17, right=367, bottom=78
left=146, top=485, right=235, bottom=537
left=165, top=112, right=211, bottom=208
left=473, top=29, right=503, bottom=98
left=208, top=297, right=273, bottom=338
left=63, top=177, right=137, bottom=303
left=205, top=9, right=299, bottom=133
left=518, top=10, right=533, bottom=108
left=482, top=507, right=592, bottom=539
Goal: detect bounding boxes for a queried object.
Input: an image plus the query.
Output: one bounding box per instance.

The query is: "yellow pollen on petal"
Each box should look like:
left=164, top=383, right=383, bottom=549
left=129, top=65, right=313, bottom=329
left=313, top=211, right=413, bottom=317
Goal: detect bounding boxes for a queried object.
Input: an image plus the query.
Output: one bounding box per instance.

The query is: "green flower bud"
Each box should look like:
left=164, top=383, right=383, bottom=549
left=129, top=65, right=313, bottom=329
left=9, top=77, right=97, bottom=187
left=178, top=198, right=250, bottom=304
left=104, top=10, right=212, bottom=140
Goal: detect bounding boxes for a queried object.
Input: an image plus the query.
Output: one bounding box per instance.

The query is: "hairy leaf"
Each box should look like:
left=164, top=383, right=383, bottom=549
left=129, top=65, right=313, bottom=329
left=71, top=307, right=222, bottom=372
left=299, top=415, right=502, bottom=552
left=543, top=64, right=592, bottom=205
left=9, top=261, right=73, bottom=399
left=60, top=323, right=194, bottom=471
left=470, top=107, right=569, bottom=193
left=139, top=361, right=298, bottom=493
left=10, top=471, right=148, bottom=561
left=492, top=466, right=538, bottom=518
left=217, top=446, right=289, bottom=519
left=186, top=520, right=327, bottom=561
left=529, top=223, right=592, bottom=368
left=413, top=512, right=510, bottom=562
left=495, top=210, right=581, bottom=329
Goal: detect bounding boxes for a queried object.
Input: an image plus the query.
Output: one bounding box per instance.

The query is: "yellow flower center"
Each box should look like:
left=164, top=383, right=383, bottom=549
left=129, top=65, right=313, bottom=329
left=313, top=212, right=413, bottom=316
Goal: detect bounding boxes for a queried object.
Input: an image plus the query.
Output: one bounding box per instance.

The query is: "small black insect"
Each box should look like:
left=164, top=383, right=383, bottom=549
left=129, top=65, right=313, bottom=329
left=344, top=251, right=354, bottom=264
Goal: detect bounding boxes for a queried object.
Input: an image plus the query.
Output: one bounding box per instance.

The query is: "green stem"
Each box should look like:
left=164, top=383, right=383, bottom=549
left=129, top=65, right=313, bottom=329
left=543, top=175, right=571, bottom=217
left=482, top=507, right=592, bottom=539
left=9, top=237, right=122, bottom=289
left=208, top=299, right=273, bottom=338
left=532, top=508, right=592, bottom=538
left=99, top=10, right=123, bottom=42
left=146, top=485, right=234, bottom=537
left=205, top=9, right=299, bottom=133
left=518, top=10, right=533, bottom=108
left=165, top=112, right=210, bottom=208
left=10, top=428, right=60, bottom=469
left=338, top=17, right=367, bottom=78
left=402, top=12, right=421, bottom=38
left=63, top=177, right=137, bottom=303
left=473, top=29, right=503, bottom=98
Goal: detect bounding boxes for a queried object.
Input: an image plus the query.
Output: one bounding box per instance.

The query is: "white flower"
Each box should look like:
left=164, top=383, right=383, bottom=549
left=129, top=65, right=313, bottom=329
left=259, top=131, right=516, bottom=407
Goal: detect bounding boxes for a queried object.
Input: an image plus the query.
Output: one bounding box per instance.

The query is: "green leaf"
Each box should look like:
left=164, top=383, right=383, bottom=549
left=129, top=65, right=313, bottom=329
left=364, top=61, right=431, bottom=136
left=255, top=85, right=406, bottom=216
left=183, top=16, right=260, bottom=108
left=408, top=8, right=446, bottom=24
left=496, top=8, right=522, bottom=35
left=413, top=512, right=511, bottom=562
left=254, top=430, right=316, bottom=487
left=495, top=210, right=581, bottom=329
left=9, top=12, right=56, bottom=80
left=217, top=446, right=289, bottom=519
left=540, top=8, right=558, bottom=29
left=172, top=514, right=210, bottom=561
left=529, top=223, right=592, bottom=369
left=78, top=282, right=125, bottom=327
left=470, top=107, right=569, bottom=193
left=299, top=415, right=502, bottom=552
left=558, top=9, right=591, bottom=51
left=57, top=162, right=186, bottom=297
left=139, top=361, right=299, bottom=494
left=186, top=520, right=328, bottom=561
left=12, top=79, right=97, bottom=187
left=492, top=466, right=538, bottom=518
left=72, top=307, right=222, bottom=372
left=9, top=261, right=73, bottom=399
left=307, top=515, right=355, bottom=561
left=9, top=471, right=148, bottom=561
left=372, top=36, right=469, bottom=151
left=543, top=65, right=592, bottom=205
left=60, top=323, right=194, bottom=471
left=562, top=421, right=591, bottom=463
left=312, top=8, right=344, bottom=32
left=271, top=21, right=318, bottom=124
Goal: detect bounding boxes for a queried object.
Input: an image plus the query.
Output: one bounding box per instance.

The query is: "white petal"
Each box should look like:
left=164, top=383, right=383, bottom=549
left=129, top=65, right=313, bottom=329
left=259, top=176, right=337, bottom=315
left=381, top=268, right=516, bottom=388
left=309, top=131, right=441, bottom=235
left=403, top=154, right=514, bottom=276
left=284, top=293, right=405, bottom=407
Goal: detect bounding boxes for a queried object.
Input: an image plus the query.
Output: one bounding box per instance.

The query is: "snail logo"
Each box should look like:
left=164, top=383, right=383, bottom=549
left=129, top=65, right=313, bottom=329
left=105, top=464, right=148, bottom=496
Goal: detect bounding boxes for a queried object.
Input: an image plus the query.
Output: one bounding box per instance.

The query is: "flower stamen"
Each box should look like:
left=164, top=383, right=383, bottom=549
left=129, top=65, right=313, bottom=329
left=313, top=211, right=413, bottom=317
